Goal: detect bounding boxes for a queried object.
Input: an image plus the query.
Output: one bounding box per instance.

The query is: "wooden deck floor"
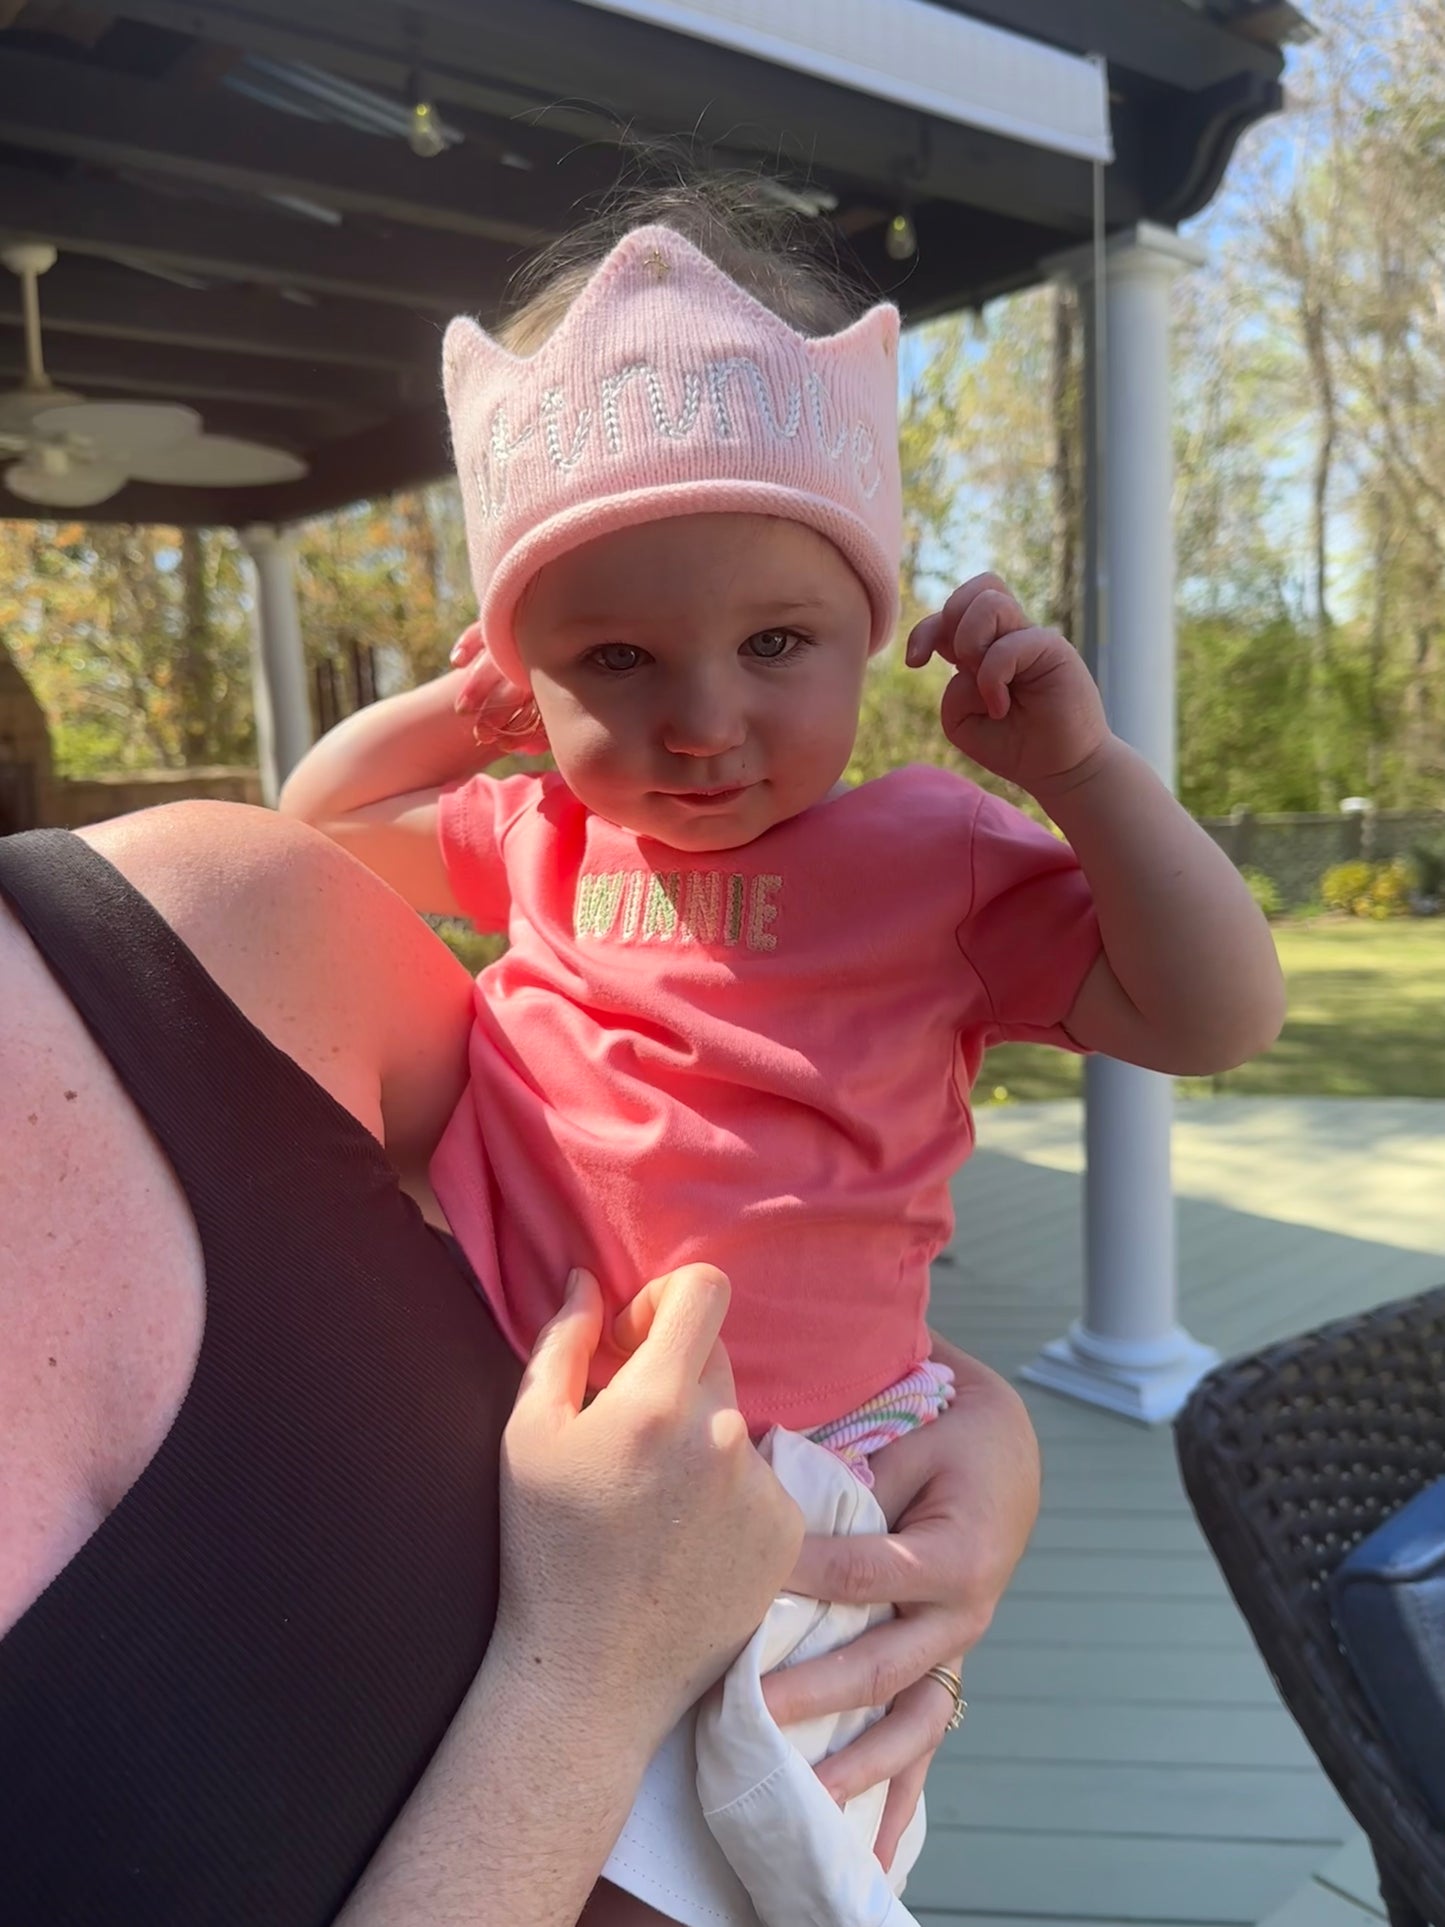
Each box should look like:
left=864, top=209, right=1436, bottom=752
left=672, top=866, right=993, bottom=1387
left=910, top=1098, right=1445, bottom=1927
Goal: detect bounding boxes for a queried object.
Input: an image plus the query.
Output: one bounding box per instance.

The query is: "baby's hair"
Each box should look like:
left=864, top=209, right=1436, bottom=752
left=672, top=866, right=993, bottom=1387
left=497, top=169, right=869, bottom=353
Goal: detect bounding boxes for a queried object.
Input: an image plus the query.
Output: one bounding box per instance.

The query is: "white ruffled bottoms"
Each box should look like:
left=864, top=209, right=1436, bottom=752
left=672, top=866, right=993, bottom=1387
left=601, top=1426, right=927, bottom=1927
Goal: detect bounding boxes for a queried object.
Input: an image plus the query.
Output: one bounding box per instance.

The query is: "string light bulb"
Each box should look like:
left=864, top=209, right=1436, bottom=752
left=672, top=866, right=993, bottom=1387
left=885, top=209, right=918, bottom=262
left=408, top=95, right=446, bottom=158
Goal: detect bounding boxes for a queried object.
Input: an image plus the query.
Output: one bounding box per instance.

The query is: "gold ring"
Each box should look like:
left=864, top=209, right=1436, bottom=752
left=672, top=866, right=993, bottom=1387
left=471, top=701, right=544, bottom=751
left=925, top=1664, right=966, bottom=1732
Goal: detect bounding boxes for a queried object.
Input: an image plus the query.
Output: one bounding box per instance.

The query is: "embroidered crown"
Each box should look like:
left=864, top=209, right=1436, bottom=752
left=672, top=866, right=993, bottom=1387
left=442, top=225, right=903, bottom=688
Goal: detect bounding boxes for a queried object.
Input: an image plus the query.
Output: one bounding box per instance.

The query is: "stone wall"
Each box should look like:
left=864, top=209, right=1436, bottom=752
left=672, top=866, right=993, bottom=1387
left=43, top=767, right=264, bottom=829
left=1202, top=809, right=1445, bottom=907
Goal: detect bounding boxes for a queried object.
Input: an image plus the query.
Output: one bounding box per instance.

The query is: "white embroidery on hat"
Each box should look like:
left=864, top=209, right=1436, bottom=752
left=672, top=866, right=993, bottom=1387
left=852, top=424, right=883, bottom=501
left=600, top=362, right=704, bottom=453
left=541, top=388, right=594, bottom=473
left=470, top=408, right=536, bottom=519
left=707, top=358, right=803, bottom=442
left=806, top=372, right=850, bottom=462
left=464, top=356, right=880, bottom=519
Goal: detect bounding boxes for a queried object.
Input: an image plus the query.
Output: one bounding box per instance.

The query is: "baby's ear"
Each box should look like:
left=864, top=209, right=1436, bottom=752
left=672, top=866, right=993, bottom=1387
left=442, top=316, right=491, bottom=409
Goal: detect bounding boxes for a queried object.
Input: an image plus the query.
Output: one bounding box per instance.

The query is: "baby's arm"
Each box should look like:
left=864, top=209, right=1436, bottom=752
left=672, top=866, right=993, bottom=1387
left=1039, top=740, right=1283, bottom=1073
left=280, top=668, right=496, bottom=915
left=911, top=574, right=1285, bottom=1076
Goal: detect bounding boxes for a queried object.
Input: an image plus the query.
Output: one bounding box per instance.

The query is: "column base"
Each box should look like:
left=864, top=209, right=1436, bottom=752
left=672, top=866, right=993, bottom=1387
left=1021, top=1322, right=1219, bottom=1425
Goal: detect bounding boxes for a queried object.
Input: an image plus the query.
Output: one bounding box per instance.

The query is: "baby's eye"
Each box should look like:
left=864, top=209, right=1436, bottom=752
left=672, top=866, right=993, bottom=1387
left=588, top=643, right=647, bottom=674
left=744, top=629, right=804, bottom=661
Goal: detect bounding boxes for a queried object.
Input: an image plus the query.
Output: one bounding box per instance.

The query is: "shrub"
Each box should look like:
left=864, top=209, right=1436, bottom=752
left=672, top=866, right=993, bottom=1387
left=433, top=920, right=508, bottom=974
left=1369, top=857, right=1413, bottom=918
left=1321, top=859, right=1411, bottom=919
left=1322, top=861, right=1375, bottom=914
left=1240, top=866, right=1282, bottom=919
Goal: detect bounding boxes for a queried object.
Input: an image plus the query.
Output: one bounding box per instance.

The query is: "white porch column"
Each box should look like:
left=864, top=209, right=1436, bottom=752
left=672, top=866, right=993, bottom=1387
left=241, top=523, right=312, bottom=806
left=1023, top=222, right=1217, bottom=1423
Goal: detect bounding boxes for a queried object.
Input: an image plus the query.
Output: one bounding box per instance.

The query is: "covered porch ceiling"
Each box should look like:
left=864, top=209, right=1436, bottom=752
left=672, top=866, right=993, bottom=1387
left=0, top=0, right=1304, bottom=528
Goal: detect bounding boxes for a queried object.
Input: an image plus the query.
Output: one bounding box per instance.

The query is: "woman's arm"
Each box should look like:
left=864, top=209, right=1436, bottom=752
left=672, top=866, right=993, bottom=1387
left=337, top=1657, right=654, bottom=1927
left=338, top=1266, right=802, bottom=1927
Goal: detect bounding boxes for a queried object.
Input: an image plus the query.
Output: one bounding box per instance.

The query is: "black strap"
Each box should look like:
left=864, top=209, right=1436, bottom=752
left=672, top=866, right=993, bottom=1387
left=0, top=830, right=518, bottom=1927
left=0, top=826, right=394, bottom=1209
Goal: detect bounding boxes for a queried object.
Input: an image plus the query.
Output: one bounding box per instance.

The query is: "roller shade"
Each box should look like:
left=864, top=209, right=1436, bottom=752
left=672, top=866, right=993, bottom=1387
left=572, top=0, right=1113, bottom=163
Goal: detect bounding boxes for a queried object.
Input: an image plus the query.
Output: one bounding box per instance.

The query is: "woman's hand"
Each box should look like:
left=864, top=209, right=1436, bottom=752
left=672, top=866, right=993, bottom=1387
left=342, top=1264, right=802, bottom=1927
left=449, top=622, right=550, bottom=756
left=761, top=1337, right=1040, bottom=1869
left=496, top=1264, right=804, bottom=1746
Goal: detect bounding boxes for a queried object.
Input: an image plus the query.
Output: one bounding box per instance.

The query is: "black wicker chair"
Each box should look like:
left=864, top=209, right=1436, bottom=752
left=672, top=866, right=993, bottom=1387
left=1175, top=1287, right=1445, bottom=1927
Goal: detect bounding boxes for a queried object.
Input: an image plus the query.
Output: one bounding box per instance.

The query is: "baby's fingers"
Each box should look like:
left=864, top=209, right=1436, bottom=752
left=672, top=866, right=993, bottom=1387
left=909, top=575, right=1023, bottom=670
left=974, top=629, right=1028, bottom=720
left=964, top=626, right=1065, bottom=723
left=448, top=621, right=485, bottom=668
left=904, top=611, right=944, bottom=669
left=953, top=587, right=1029, bottom=670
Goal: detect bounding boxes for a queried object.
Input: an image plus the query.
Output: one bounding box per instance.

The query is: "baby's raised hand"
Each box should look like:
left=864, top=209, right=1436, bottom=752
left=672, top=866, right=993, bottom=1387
left=906, top=575, right=1108, bottom=796
left=448, top=621, right=549, bottom=755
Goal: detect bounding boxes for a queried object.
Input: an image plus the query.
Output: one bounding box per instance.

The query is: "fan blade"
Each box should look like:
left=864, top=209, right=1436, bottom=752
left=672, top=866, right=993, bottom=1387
left=0, top=383, right=86, bottom=439
left=5, top=454, right=128, bottom=508
left=127, top=434, right=307, bottom=487
left=30, top=400, right=202, bottom=459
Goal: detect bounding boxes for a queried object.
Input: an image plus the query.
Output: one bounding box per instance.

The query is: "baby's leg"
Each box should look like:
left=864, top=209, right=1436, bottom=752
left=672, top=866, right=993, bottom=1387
left=580, top=1878, right=685, bottom=1926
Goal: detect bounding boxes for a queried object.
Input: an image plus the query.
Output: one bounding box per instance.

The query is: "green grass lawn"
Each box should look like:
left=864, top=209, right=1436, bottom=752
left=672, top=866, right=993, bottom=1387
left=985, top=918, right=1445, bottom=1103
left=438, top=916, right=1445, bottom=1104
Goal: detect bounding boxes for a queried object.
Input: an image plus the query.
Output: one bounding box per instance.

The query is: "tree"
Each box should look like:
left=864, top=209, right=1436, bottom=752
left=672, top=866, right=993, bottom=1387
left=0, top=520, right=253, bottom=775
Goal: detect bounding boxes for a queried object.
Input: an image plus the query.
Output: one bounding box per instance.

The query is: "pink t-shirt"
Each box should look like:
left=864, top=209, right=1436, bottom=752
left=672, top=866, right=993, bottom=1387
left=432, top=764, right=1099, bottom=1432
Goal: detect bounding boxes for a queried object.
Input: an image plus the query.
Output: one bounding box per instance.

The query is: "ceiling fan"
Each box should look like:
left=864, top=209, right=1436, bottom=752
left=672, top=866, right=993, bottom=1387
left=0, top=242, right=309, bottom=508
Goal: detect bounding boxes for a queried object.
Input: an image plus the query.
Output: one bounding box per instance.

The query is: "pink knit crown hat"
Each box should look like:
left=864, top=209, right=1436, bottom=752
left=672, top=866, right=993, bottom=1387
left=442, top=224, right=903, bottom=689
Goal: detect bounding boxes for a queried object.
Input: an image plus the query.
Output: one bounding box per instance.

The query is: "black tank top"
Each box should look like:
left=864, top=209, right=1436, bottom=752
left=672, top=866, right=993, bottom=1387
left=0, top=830, right=521, bottom=1926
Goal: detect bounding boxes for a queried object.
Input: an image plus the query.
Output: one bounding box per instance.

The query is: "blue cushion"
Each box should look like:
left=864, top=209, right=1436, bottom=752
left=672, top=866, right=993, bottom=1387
left=1329, top=1477, right=1445, bottom=1824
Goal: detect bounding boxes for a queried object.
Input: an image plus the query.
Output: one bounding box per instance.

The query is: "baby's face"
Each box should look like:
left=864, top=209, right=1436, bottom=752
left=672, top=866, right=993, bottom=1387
left=515, top=513, right=872, bottom=852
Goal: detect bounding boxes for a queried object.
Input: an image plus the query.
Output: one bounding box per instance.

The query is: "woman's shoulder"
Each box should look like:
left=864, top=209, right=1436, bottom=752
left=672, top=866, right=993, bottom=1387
left=0, top=802, right=478, bottom=1638
left=85, top=802, right=476, bottom=1172
left=0, top=858, right=203, bottom=1636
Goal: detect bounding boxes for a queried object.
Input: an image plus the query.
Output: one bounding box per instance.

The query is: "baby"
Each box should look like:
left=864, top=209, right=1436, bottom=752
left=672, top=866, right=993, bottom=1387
left=283, top=188, right=1284, bottom=1927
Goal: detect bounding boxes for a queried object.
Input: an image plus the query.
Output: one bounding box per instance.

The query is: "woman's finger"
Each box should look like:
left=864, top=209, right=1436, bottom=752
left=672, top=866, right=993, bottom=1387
left=606, top=1270, right=740, bottom=1420
left=610, top=1264, right=732, bottom=1396
left=763, top=1609, right=959, bottom=1727
left=814, top=1672, right=959, bottom=1806
left=514, top=1268, right=603, bottom=1428
left=609, top=1274, right=665, bottom=1356
left=697, top=1324, right=740, bottom=1413
left=786, top=1527, right=922, bottom=1607
left=873, top=1751, right=929, bottom=1874
left=788, top=1511, right=968, bottom=1610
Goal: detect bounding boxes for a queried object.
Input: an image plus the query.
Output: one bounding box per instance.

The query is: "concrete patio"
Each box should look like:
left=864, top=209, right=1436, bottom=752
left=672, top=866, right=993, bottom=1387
left=913, top=1097, right=1445, bottom=1926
